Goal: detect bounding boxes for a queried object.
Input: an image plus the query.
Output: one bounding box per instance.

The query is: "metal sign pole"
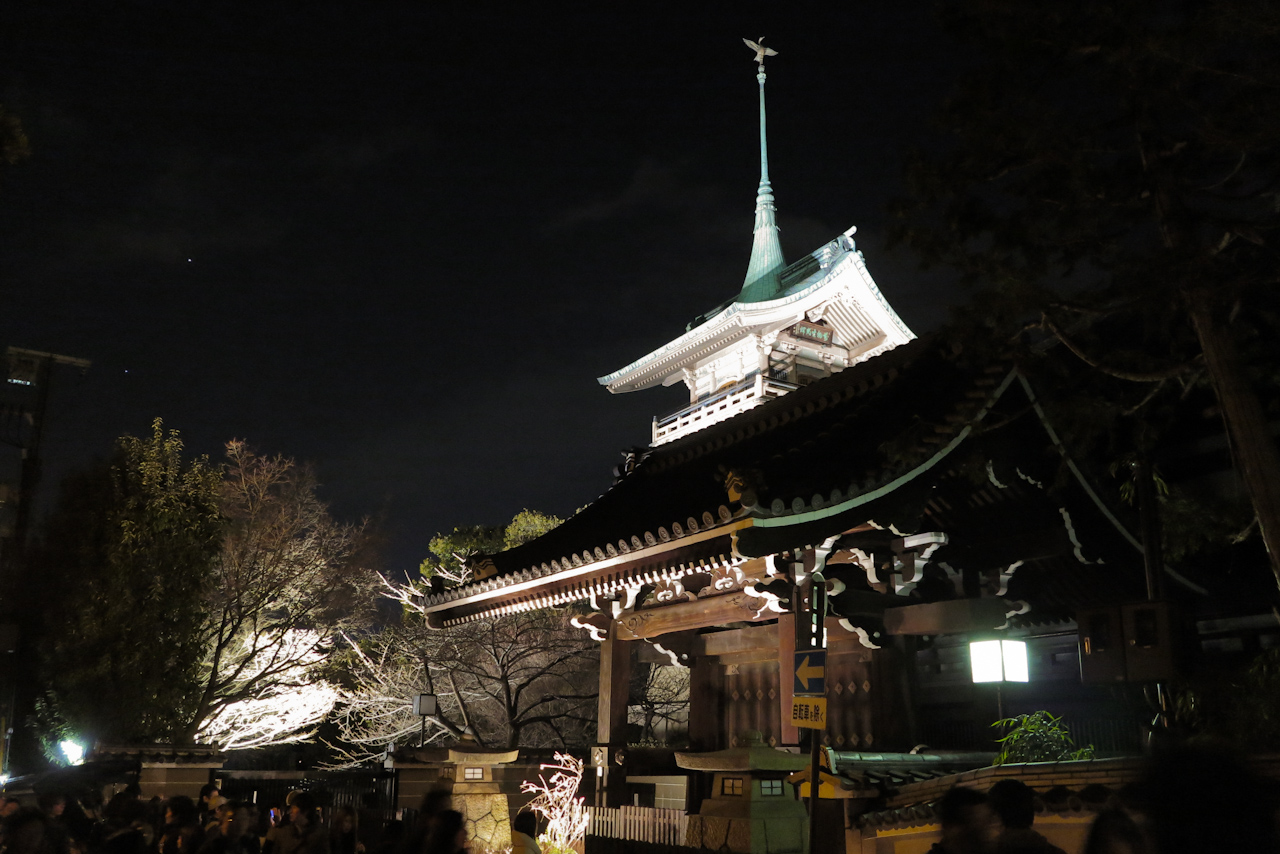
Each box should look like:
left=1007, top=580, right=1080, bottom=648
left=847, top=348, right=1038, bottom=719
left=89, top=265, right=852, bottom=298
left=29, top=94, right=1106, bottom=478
left=809, top=716, right=820, bottom=853
left=789, top=558, right=829, bottom=854
left=810, top=576, right=825, bottom=854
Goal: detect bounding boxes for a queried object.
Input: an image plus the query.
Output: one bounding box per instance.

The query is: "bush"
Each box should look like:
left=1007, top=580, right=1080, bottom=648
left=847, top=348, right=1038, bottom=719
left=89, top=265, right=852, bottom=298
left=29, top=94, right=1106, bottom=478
left=993, top=711, right=1094, bottom=764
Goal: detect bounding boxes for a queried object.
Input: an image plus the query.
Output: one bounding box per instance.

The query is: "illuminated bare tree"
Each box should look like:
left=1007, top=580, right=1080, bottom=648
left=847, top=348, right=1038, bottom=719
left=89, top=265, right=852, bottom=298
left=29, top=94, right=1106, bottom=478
left=329, top=623, right=469, bottom=763
left=330, top=511, right=598, bottom=765
left=197, top=630, right=341, bottom=750
left=331, top=586, right=597, bottom=764
left=35, top=428, right=376, bottom=752
left=629, top=661, right=690, bottom=746
left=187, top=442, right=378, bottom=748
left=428, top=607, right=598, bottom=747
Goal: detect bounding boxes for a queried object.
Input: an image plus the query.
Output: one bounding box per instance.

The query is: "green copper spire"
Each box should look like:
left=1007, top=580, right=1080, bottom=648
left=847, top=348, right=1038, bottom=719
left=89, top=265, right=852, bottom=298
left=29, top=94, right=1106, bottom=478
left=738, top=38, right=785, bottom=304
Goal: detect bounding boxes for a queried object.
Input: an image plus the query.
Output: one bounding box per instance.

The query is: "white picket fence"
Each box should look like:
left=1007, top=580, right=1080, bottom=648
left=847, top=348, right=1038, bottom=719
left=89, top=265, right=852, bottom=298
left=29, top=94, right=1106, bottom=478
left=586, top=805, right=689, bottom=846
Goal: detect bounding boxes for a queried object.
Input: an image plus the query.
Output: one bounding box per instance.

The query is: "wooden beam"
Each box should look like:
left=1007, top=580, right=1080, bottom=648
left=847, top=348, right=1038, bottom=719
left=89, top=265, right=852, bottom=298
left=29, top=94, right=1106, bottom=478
left=716, top=649, right=784, bottom=666
left=700, top=623, right=779, bottom=657
left=882, top=598, right=1008, bottom=636
left=615, top=592, right=775, bottom=640
left=635, top=630, right=700, bottom=665
left=778, top=613, right=798, bottom=746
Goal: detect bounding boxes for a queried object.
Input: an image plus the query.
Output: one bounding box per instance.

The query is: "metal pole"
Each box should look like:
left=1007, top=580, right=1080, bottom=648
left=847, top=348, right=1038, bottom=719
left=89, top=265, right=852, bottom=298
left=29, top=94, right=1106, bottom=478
left=807, top=570, right=825, bottom=854
left=808, top=728, right=820, bottom=850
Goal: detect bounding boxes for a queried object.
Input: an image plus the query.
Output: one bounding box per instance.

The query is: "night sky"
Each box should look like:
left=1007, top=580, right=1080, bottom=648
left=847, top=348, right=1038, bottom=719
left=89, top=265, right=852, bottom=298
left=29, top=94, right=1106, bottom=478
left=0, top=3, right=965, bottom=572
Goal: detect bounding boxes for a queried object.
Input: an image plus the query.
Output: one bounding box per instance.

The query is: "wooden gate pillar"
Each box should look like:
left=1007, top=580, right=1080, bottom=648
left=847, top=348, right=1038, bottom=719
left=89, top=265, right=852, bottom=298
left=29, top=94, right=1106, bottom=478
left=594, top=620, right=632, bottom=807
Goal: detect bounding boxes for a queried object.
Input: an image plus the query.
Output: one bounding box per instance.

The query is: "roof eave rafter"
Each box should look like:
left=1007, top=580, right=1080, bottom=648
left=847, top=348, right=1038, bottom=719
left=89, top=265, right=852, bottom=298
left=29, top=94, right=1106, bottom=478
left=422, top=521, right=754, bottom=623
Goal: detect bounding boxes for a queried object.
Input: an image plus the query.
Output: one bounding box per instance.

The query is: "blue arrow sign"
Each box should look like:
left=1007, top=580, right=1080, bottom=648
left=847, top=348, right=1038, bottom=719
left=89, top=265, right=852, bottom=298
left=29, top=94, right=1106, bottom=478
left=794, top=650, right=826, bottom=695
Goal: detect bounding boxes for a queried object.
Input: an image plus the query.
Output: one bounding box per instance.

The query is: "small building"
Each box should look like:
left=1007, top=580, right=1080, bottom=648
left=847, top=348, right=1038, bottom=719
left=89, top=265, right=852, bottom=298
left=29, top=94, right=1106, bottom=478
left=676, top=731, right=809, bottom=853
left=90, top=743, right=224, bottom=800
left=391, top=732, right=519, bottom=850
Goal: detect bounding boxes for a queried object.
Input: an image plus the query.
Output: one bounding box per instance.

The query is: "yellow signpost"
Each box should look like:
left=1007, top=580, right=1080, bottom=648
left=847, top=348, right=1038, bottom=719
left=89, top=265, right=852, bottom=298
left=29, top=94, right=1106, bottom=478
left=790, top=696, right=828, bottom=729
left=791, top=649, right=827, bottom=729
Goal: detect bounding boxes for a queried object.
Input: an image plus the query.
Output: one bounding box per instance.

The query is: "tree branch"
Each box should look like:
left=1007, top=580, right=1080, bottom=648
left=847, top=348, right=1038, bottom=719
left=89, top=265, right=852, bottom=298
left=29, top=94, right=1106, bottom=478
left=1041, top=314, right=1201, bottom=382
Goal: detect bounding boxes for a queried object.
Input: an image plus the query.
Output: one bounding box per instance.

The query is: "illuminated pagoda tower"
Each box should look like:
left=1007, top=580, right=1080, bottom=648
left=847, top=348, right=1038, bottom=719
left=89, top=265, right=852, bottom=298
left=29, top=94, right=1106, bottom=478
left=420, top=39, right=1182, bottom=853
left=599, top=40, right=915, bottom=446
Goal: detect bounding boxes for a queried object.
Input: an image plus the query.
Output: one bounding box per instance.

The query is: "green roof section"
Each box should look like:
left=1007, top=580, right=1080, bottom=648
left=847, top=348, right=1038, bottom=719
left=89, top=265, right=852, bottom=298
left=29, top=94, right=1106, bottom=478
left=738, top=53, right=785, bottom=303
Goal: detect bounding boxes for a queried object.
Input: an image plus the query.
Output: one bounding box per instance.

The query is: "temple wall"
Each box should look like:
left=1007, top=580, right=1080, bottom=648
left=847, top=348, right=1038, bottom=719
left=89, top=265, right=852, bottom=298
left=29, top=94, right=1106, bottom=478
left=699, top=631, right=909, bottom=752
left=723, top=659, right=783, bottom=746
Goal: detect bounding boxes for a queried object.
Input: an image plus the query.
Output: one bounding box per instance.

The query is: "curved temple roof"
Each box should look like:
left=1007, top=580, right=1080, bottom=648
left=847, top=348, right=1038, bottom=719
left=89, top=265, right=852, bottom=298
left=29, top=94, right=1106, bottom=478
left=424, top=339, right=1201, bottom=626
left=598, top=51, right=913, bottom=396
left=598, top=231, right=915, bottom=394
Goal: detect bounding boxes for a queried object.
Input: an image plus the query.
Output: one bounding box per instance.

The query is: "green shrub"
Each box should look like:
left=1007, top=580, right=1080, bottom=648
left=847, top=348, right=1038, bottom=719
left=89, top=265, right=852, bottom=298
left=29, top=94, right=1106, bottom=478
left=993, top=711, right=1095, bottom=764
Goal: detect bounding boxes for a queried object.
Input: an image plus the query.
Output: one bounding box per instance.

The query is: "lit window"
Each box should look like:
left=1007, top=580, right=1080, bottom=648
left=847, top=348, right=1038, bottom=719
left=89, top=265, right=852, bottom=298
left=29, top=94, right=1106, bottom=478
left=1001, top=640, right=1029, bottom=682
left=970, top=640, right=1029, bottom=683
left=761, top=779, right=784, bottom=797
left=464, top=767, right=483, bottom=780
left=721, top=777, right=743, bottom=796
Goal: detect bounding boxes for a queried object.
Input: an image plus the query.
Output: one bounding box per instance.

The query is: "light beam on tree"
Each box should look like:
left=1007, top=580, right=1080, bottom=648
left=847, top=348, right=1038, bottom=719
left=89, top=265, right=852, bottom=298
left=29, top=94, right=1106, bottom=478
left=197, top=630, right=339, bottom=750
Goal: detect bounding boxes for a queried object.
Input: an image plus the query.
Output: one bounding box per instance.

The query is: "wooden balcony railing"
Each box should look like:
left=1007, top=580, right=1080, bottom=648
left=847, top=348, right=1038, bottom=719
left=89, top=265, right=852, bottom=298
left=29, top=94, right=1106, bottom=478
left=652, top=374, right=797, bottom=445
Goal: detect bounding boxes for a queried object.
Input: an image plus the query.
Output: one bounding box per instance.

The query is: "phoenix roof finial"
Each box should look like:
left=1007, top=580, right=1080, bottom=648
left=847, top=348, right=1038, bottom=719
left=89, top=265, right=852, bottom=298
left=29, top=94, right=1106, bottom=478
left=743, top=37, right=778, bottom=67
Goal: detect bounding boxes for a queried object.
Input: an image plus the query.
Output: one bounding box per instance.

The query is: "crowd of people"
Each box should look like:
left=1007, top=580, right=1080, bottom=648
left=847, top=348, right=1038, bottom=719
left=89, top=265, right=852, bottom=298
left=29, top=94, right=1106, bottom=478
left=0, top=785, right=478, bottom=854
left=6, top=743, right=1271, bottom=854
left=927, top=746, right=1280, bottom=854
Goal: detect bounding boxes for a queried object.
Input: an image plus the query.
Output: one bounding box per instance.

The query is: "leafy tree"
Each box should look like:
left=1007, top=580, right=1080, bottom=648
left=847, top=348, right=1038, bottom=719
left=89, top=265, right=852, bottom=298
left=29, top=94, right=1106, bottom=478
left=36, top=419, right=221, bottom=748
left=1170, top=648, right=1280, bottom=750
left=421, top=508, right=563, bottom=584
left=333, top=509, right=597, bottom=762
left=894, top=0, right=1280, bottom=581
left=502, top=509, right=564, bottom=550
left=35, top=424, right=376, bottom=752
left=421, top=525, right=503, bottom=584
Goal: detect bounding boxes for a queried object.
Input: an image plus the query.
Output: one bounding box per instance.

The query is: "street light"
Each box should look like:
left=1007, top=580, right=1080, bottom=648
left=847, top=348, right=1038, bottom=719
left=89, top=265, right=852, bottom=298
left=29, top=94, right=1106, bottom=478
left=413, top=694, right=437, bottom=747
left=59, top=740, right=84, bottom=766
left=969, top=640, right=1029, bottom=683
left=970, top=639, right=1028, bottom=720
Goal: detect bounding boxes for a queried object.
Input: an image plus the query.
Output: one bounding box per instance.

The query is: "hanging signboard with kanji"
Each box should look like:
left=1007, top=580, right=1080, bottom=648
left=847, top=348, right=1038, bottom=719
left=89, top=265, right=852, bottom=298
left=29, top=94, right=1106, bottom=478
left=792, top=649, right=827, bottom=729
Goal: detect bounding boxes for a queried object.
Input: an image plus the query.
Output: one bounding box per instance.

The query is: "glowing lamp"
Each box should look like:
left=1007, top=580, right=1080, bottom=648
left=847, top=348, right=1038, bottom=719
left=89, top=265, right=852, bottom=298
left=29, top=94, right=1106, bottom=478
left=60, top=740, right=85, bottom=766
left=969, top=640, right=1028, bottom=683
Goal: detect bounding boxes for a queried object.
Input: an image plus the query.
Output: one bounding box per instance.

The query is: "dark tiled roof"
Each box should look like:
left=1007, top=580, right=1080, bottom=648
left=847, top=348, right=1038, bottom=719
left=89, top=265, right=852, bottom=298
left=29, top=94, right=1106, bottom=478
left=90, top=743, right=226, bottom=765
left=424, top=335, right=1194, bottom=623
left=426, top=339, right=1010, bottom=607
left=859, top=785, right=1123, bottom=829
left=832, top=751, right=995, bottom=797
left=862, top=754, right=1280, bottom=828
